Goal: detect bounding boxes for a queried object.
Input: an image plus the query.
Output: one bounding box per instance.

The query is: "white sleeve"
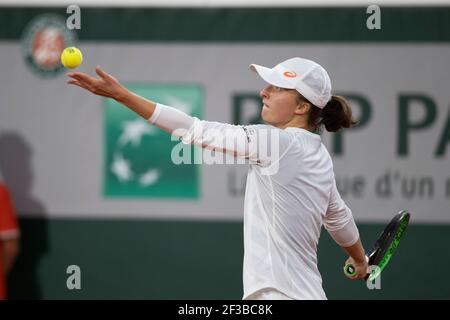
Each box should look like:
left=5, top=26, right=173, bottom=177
left=148, top=103, right=290, bottom=166
left=324, top=179, right=360, bottom=247
left=148, top=103, right=195, bottom=135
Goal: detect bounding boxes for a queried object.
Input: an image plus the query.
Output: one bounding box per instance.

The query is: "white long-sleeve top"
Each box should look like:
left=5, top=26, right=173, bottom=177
left=148, top=103, right=359, bottom=300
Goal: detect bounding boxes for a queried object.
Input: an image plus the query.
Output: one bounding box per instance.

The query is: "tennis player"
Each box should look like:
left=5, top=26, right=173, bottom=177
left=67, top=57, right=368, bottom=300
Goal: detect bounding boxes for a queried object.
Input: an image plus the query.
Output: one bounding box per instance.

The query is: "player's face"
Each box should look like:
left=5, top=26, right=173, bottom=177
left=259, top=85, right=300, bottom=128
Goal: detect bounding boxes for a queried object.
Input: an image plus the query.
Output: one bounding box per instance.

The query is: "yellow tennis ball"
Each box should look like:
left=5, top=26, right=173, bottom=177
left=61, top=47, right=83, bottom=69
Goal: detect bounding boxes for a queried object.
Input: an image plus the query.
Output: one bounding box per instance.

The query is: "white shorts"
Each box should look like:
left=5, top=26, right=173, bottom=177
left=244, top=288, right=293, bottom=300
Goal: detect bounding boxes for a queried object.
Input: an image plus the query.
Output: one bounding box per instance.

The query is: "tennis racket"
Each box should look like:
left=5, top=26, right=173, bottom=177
left=344, top=210, right=410, bottom=281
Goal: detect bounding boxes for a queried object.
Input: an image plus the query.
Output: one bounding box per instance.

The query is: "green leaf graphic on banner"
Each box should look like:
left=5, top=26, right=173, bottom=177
left=103, top=84, right=202, bottom=198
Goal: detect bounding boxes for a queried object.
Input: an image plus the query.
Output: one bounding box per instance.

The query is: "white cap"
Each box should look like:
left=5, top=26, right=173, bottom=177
left=250, top=57, right=332, bottom=108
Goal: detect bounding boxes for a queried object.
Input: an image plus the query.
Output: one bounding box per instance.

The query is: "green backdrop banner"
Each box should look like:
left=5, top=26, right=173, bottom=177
left=103, top=84, right=202, bottom=198
left=1, top=7, right=450, bottom=41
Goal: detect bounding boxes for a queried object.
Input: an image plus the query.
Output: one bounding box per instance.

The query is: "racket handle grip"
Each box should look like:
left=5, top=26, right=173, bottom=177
left=344, top=263, right=356, bottom=277
left=343, top=256, right=369, bottom=277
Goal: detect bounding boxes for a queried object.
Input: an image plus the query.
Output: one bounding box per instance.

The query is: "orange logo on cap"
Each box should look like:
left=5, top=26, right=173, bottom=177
left=283, top=71, right=297, bottom=78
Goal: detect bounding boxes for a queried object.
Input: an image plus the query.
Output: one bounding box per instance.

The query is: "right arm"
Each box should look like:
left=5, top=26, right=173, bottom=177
left=324, top=179, right=368, bottom=280
left=342, top=239, right=367, bottom=280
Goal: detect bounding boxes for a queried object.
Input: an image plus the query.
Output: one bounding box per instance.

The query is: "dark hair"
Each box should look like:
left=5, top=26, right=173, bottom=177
left=301, top=95, right=358, bottom=133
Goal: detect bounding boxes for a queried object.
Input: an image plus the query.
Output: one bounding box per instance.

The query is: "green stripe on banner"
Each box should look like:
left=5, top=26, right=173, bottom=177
left=1, top=7, right=450, bottom=42
left=7, top=217, right=450, bottom=299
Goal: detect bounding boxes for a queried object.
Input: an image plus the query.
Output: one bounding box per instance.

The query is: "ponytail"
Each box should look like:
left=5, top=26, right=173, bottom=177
left=306, top=95, right=358, bottom=133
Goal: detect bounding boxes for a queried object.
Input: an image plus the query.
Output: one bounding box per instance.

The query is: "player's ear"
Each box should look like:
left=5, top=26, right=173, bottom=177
left=295, top=100, right=310, bottom=115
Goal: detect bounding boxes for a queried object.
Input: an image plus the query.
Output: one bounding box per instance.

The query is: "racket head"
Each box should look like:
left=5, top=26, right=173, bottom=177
left=366, top=210, right=410, bottom=281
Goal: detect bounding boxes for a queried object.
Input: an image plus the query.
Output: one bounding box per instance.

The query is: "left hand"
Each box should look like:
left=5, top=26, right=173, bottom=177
left=66, top=66, right=127, bottom=100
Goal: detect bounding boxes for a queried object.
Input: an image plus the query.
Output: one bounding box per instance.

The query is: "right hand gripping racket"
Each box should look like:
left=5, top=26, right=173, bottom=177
left=344, top=210, right=410, bottom=281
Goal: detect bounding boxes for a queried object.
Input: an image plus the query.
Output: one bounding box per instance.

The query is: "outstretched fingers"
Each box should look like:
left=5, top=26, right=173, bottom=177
left=66, top=68, right=120, bottom=98
left=67, top=79, right=90, bottom=91
left=67, top=72, right=98, bottom=86
left=95, top=66, right=111, bottom=80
